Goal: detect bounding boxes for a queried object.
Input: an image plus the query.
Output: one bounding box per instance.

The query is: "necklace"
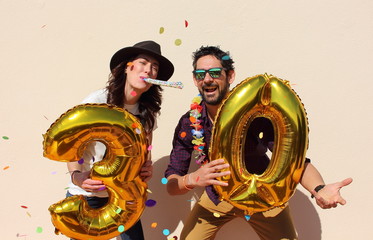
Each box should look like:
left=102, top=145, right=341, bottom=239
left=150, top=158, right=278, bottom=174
left=189, top=94, right=206, bottom=165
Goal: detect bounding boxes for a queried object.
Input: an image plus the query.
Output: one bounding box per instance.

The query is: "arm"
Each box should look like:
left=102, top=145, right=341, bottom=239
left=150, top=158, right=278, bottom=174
left=139, top=131, right=153, bottom=182
left=300, top=162, right=353, bottom=209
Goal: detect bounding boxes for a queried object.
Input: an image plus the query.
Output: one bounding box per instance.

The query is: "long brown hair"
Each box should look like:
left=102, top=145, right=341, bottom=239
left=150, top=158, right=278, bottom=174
left=106, top=59, right=163, bottom=133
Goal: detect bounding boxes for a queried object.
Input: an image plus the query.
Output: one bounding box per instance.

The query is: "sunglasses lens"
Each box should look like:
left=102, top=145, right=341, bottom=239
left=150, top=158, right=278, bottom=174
left=208, top=69, right=222, bottom=78
left=194, top=70, right=206, bottom=80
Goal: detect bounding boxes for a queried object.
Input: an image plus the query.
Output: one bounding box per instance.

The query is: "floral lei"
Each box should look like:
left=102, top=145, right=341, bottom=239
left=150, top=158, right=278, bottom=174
left=189, top=94, right=207, bottom=165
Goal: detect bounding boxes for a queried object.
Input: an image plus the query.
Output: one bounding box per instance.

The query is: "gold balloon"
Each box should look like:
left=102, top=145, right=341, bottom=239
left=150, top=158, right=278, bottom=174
left=43, top=103, right=148, bottom=240
left=210, top=74, right=309, bottom=216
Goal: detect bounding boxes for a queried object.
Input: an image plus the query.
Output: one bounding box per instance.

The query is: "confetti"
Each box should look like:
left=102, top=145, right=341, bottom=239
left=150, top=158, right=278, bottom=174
left=135, top=128, right=142, bottom=134
left=185, top=20, right=189, bottom=28
left=2, top=136, right=9, bottom=140
left=161, top=177, right=168, bottom=184
left=16, top=233, right=28, bottom=237
left=163, top=229, right=170, bottom=236
left=196, top=176, right=200, bottom=182
left=151, top=222, right=158, bottom=228
left=259, top=132, right=263, bottom=139
left=159, top=27, right=165, bottom=34
left=145, top=199, right=157, bottom=207
left=26, top=212, right=31, bottom=217
left=146, top=188, right=153, bottom=193
left=147, top=145, right=153, bottom=151
left=130, top=91, right=137, bottom=96
left=98, top=186, right=107, bottom=191
left=132, top=122, right=139, bottom=128
left=3, top=166, right=9, bottom=170
left=174, top=39, right=182, bottom=46
left=78, top=158, right=84, bottom=164
left=51, top=171, right=57, bottom=175
left=41, top=24, right=46, bottom=28
left=115, top=208, right=122, bottom=214
left=118, top=225, right=125, bottom=233
left=36, top=227, right=43, bottom=233
left=245, top=215, right=251, bottom=221
left=43, top=115, right=48, bottom=120
left=180, top=132, right=187, bottom=138
left=222, top=55, right=230, bottom=60
left=213, top=212, right=220, bottom=218
left=21, top=206, right=28, bottom=209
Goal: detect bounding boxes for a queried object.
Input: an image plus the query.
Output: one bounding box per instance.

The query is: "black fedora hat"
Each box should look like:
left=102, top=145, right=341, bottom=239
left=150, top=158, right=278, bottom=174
left=110, top=40, right=174, bottom=81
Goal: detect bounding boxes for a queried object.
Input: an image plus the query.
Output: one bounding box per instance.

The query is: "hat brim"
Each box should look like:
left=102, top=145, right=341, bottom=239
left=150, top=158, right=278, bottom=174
left=110, top=46, right=174, bottom=81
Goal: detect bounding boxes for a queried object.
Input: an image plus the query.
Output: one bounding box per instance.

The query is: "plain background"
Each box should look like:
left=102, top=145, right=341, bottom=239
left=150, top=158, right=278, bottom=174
left=0, top=0, right=372, bottom=239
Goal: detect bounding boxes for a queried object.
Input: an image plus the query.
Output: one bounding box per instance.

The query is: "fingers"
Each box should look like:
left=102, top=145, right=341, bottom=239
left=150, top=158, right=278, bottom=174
left=81, top=178, right=106, bottom=192
left=340, top=177, right=353, bottom=187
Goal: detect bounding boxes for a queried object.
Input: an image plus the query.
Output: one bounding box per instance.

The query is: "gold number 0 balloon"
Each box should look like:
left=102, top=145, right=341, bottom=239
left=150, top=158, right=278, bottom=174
left=43, top=103, right=148, bottom=240
left=210, top=74, right=309, bottom=216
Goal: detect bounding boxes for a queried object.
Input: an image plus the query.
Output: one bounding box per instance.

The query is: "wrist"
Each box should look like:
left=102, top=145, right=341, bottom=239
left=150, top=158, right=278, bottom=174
left=311, top=184, right=325, bottom=198
left=183, top=174, right=194, bottom=191
left=71, top=170, right=81, bottom=186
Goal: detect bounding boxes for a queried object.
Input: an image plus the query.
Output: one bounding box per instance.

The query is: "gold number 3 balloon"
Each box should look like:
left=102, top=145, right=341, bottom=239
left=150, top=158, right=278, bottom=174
left=43, top=103, right=148, bottom=240
left=210, top=74, right=309, bottom=216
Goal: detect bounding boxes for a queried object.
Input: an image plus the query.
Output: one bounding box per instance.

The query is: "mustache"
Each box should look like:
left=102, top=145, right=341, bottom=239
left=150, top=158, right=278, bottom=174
left=202, top=83, right=219, bottom=90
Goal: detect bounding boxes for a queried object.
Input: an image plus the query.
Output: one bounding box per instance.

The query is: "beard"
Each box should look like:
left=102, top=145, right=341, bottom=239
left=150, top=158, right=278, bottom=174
left=199, top=83, right=230, bottom=106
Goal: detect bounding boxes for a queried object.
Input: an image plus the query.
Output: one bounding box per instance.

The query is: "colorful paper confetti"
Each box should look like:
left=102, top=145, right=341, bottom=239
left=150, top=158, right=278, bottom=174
left=161, top=177, right=168, bottom=184
left=36, top=227, right=43, bottom=233
left=180, top=132, right=186, bottom=138
left=147, top=145, right=153, bottom=151
left=145, top=199, right=157, bottom=207
left=245, top=215, right=251, bottom=221
left=21, top=206, right=28, bottom=209
left=159, top=27, right=165, bottom=34
left=118, top=225, right=125, bottom=233
left=3, top=166, right=10, bottom=170
left=185, top=20, right=189, bottom=28
left=174, top=39, right=182, bottom=46
left=163, top=229, right=170, bottom=236
left=213, top=212, right=221, bottom=218
left=130, top=91, right=137, bottom=96
left=78, top=158, right=84, bottom=164
left=2, top=136, right=9, bottom=140
left=151, top=222, right=158, bottom=228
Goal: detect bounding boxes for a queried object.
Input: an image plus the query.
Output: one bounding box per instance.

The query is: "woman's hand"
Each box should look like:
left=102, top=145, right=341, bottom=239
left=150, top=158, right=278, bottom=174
left=73, top=171, right=106, bottom=192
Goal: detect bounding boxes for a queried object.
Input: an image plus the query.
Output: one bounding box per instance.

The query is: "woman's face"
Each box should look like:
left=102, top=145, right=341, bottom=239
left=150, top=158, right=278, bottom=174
left=125, top=53, right=159, bottom=92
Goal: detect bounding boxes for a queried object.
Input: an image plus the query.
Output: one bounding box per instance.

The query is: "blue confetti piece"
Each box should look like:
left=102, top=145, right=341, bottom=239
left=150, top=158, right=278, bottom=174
left=222, top=55, right=230, bottom=60
left=78, top=158, right=84, bottom=164
left=163, top=229, right=170, bottom=236
left=161, top=177, right=168, bottom=184
left=245, top=215, right=251, bottom=221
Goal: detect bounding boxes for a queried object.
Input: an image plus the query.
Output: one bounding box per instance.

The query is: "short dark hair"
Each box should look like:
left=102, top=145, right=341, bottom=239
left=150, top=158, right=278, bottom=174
left=192, top=46, right=235, bottom=71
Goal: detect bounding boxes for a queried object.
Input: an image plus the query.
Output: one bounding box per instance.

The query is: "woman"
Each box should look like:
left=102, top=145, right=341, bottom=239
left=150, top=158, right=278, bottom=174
left=66, top=40, right=174, bottom=240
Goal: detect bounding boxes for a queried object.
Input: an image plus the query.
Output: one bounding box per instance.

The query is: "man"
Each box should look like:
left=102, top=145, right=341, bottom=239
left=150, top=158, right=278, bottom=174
left=165, top=46, right=352, bottom=240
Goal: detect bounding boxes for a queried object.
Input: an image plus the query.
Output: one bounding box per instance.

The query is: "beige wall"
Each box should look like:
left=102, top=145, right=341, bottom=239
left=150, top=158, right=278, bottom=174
left=0, top=0, right=372, bottom=239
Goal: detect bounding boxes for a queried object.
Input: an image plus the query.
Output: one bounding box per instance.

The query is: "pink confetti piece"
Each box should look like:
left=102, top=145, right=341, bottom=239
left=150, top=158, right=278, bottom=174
left=147, top=145, right=153, bottom=151
left=185, top=20, right=188, bottom=28
left=98, top=186, right=107, bottom=191
left=131, top=91, right=137, bottom=96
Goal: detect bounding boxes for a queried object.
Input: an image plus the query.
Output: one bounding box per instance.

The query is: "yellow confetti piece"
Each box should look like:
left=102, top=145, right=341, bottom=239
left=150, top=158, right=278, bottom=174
left=159, top=27, right=165, bottom=34
left=174, top=39, right=182, bottom=46
left=213, top=212, right=221, bottom=218
left=151, top=222, right=158, bottom=228
left=26, top=212, right=31, bottom=217
left=146, top=188, right=153, bottom=194
left=259, top=132, right=263, bottom=139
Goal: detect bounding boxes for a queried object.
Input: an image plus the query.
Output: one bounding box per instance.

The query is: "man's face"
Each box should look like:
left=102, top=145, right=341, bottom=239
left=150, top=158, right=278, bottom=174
left=193, top=55, right=235, bottom=105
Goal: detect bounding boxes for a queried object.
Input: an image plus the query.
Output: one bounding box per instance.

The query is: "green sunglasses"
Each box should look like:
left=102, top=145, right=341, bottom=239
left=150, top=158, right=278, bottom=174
left=193, top=68, right=224, bottom=80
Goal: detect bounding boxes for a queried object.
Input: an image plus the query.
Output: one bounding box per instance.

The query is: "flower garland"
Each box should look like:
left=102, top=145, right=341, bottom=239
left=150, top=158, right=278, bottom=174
left=189, top=94, right=206, bottom=165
